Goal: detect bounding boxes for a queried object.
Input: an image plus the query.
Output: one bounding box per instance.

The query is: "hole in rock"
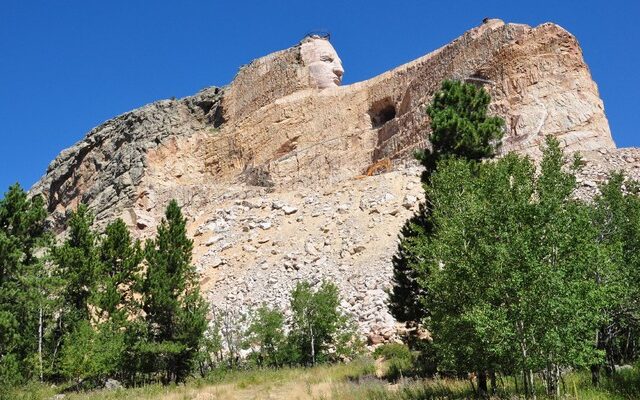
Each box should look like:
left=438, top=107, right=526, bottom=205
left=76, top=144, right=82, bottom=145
left=368, top=99, right=397, bottom=128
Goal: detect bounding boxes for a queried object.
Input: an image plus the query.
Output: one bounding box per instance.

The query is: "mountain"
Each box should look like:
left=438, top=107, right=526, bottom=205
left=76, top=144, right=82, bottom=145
left=31, top=19, right=637, bottom=342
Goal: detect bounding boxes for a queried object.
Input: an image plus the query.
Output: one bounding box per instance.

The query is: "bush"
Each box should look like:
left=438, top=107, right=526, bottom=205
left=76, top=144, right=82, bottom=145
left=59, top=321, right=125, bottom=386
left=289, top=281, right=349, bottom=366
left=0, top=353, right=22, bottom=390
left=373, top=343, right=415, bottom=381
left=373, top=343, right=412, bottom=361
left=245, top=305, right=287, bottom=368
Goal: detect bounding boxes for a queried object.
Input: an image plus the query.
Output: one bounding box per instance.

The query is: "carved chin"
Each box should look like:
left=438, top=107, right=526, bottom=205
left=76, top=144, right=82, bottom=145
left=311, top=74, right=341, bottom=89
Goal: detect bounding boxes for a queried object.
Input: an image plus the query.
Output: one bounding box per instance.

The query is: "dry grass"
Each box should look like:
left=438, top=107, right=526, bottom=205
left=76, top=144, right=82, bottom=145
left=9, top=362, right=638, bottom=400
left=11, top=359, right=375, bottom=400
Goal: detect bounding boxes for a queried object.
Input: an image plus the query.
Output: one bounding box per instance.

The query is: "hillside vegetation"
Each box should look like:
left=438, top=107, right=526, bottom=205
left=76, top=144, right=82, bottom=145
left=2, top=81, right=639, bottom=399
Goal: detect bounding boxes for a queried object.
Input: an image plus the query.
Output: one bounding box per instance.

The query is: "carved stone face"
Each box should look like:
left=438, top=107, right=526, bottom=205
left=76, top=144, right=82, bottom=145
left=300, top=37, right=344, bottom=89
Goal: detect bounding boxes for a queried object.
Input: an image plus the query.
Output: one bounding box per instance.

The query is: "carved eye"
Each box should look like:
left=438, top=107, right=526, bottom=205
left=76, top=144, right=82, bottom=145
left=321, top=56, right=334, bottom=63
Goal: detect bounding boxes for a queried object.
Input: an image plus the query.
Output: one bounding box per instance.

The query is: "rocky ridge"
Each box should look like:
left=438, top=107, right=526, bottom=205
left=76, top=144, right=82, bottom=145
left=31, top=19, right=632, bottom=343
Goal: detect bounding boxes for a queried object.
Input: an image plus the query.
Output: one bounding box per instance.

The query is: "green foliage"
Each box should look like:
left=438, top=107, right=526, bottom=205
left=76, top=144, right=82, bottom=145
left=0, top=184, right=49, bottom=385
left=388, top=210, right=430, bottom=324
left=289, top=281, right=352, bottom=366
left=95, top=219, right=143, bottom=325
left=52, top=205, right=100, bottom=325
left=333, top=315, right=365, bottom=362
left=373, top=343, right=415, bottom=381
left=60, top=321, right=125, bottom=386
left=419, top=79, right=504, bottom=172
left=390, top=80, right=504, bottom=328
left=373, top=343, right=412, bottom=361
left=591, top=172, right=640, bottom=376
left=246, top=305, right=287, bottom=368
left=196, top=317, right=224, bottom=374
left=142, top=200, right=208, bottom=383
left=414, top=137, right=604, bottom=396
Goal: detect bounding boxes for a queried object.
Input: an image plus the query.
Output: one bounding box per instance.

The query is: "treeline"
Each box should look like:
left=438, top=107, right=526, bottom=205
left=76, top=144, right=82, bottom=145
left=390, top=81, right=640, bottom=397
left=0, top=198, right=207, bottom=388
left=203, top=281, right=361, bottom=373
left=0, top=191, right=360, bottom=393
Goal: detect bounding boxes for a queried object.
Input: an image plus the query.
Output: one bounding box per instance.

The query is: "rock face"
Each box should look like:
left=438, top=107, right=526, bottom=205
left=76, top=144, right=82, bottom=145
left=31, top=20, right=625, bottom=339
left=31, top=87, right=224, bottom=231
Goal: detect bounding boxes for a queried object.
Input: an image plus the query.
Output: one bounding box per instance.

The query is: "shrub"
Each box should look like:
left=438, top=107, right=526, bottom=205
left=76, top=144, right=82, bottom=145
left=373, top=343, right=415, bottom=381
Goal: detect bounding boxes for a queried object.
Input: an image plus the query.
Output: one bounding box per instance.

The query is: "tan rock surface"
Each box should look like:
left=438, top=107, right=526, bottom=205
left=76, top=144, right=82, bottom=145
left=31, top=20, right=625, bottom=337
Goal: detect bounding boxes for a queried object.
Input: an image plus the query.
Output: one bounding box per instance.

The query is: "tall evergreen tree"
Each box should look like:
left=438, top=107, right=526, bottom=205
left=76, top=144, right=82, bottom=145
left=142, top=200, right=208, bottom=383
left=51, top=205, right=100, bottom=325
left=48, top=205, right=101, bottom=381
left=419, top=79, right=504, bottom=172
left=96, top=218, right=143, bottom=325
left=390, top=80, right=504, bottom=327
left=0, top=184, right=49, bottom=385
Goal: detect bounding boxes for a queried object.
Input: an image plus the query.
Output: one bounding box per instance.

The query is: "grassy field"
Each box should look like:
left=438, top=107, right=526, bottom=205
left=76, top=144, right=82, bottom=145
left=8, top=359, right=639, bottom=400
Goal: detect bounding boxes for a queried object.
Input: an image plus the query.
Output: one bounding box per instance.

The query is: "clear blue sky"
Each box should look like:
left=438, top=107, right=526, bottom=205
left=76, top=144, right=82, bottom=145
left=1, top=0, right=639, bottom=192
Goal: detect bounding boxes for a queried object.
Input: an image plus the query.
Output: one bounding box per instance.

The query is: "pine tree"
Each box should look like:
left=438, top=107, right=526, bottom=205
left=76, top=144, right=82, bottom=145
left=48, top=205, right=101, bottom=381
left=142, top=200, right=207, bottom=383
left=96, top=218, right=143, bottom=325
left=420, top=79, right=504, bottom=171
left=51, top=205, right=100, bottom=325
left=0, top=184, right=49, bottom=385
left=389, top=80, right=504, bottom=328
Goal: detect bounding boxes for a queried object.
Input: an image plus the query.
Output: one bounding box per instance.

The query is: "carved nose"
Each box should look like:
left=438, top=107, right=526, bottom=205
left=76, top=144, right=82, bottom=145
left=333, top=65, right=344, bottom=78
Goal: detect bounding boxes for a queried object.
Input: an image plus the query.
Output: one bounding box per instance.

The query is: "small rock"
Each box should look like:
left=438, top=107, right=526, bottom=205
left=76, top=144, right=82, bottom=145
left=259, top=221, right=272, bottom=230
left=402, top=194, right=418, bottom=209
left=305, top=241, right=319, bottom=256
left=368, top=334, right=385, bottom=345
left=243, top=244, right=257, bottom=253
left=210, top=256, right=223, bottom=268
left=104, top=378, right=122, bottom=390
left=205, top=235, right=222, bottom=246
left=242, top=198, right=264, bottom=209
left=135, top=212, right=154, bottom=229
left=282, top=205, right=298, bottom=215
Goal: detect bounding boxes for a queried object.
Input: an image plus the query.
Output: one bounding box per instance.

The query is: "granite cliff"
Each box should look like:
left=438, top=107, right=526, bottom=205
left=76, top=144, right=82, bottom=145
left=32, top=19, right=634, bottom=342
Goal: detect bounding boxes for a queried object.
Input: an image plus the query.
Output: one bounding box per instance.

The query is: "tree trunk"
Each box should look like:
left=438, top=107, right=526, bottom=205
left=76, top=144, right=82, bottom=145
left=477, top=370, right=488, bottom=398
left=528, top=369, right=536, bottom=400
left=38, top=306, right=43, bottom=382
left=310, top=323, right=315, bottom=366
left=591, top=327, right=603, bottom=386
left=545, top=363, right=559, bottom=398
left=522, top=369, right=536, bottom=399
left=516, top=320, right=535, bottom=398
left=489, top=369, right=497, bottom=395
left=591, top=364, right=600, bottom=386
